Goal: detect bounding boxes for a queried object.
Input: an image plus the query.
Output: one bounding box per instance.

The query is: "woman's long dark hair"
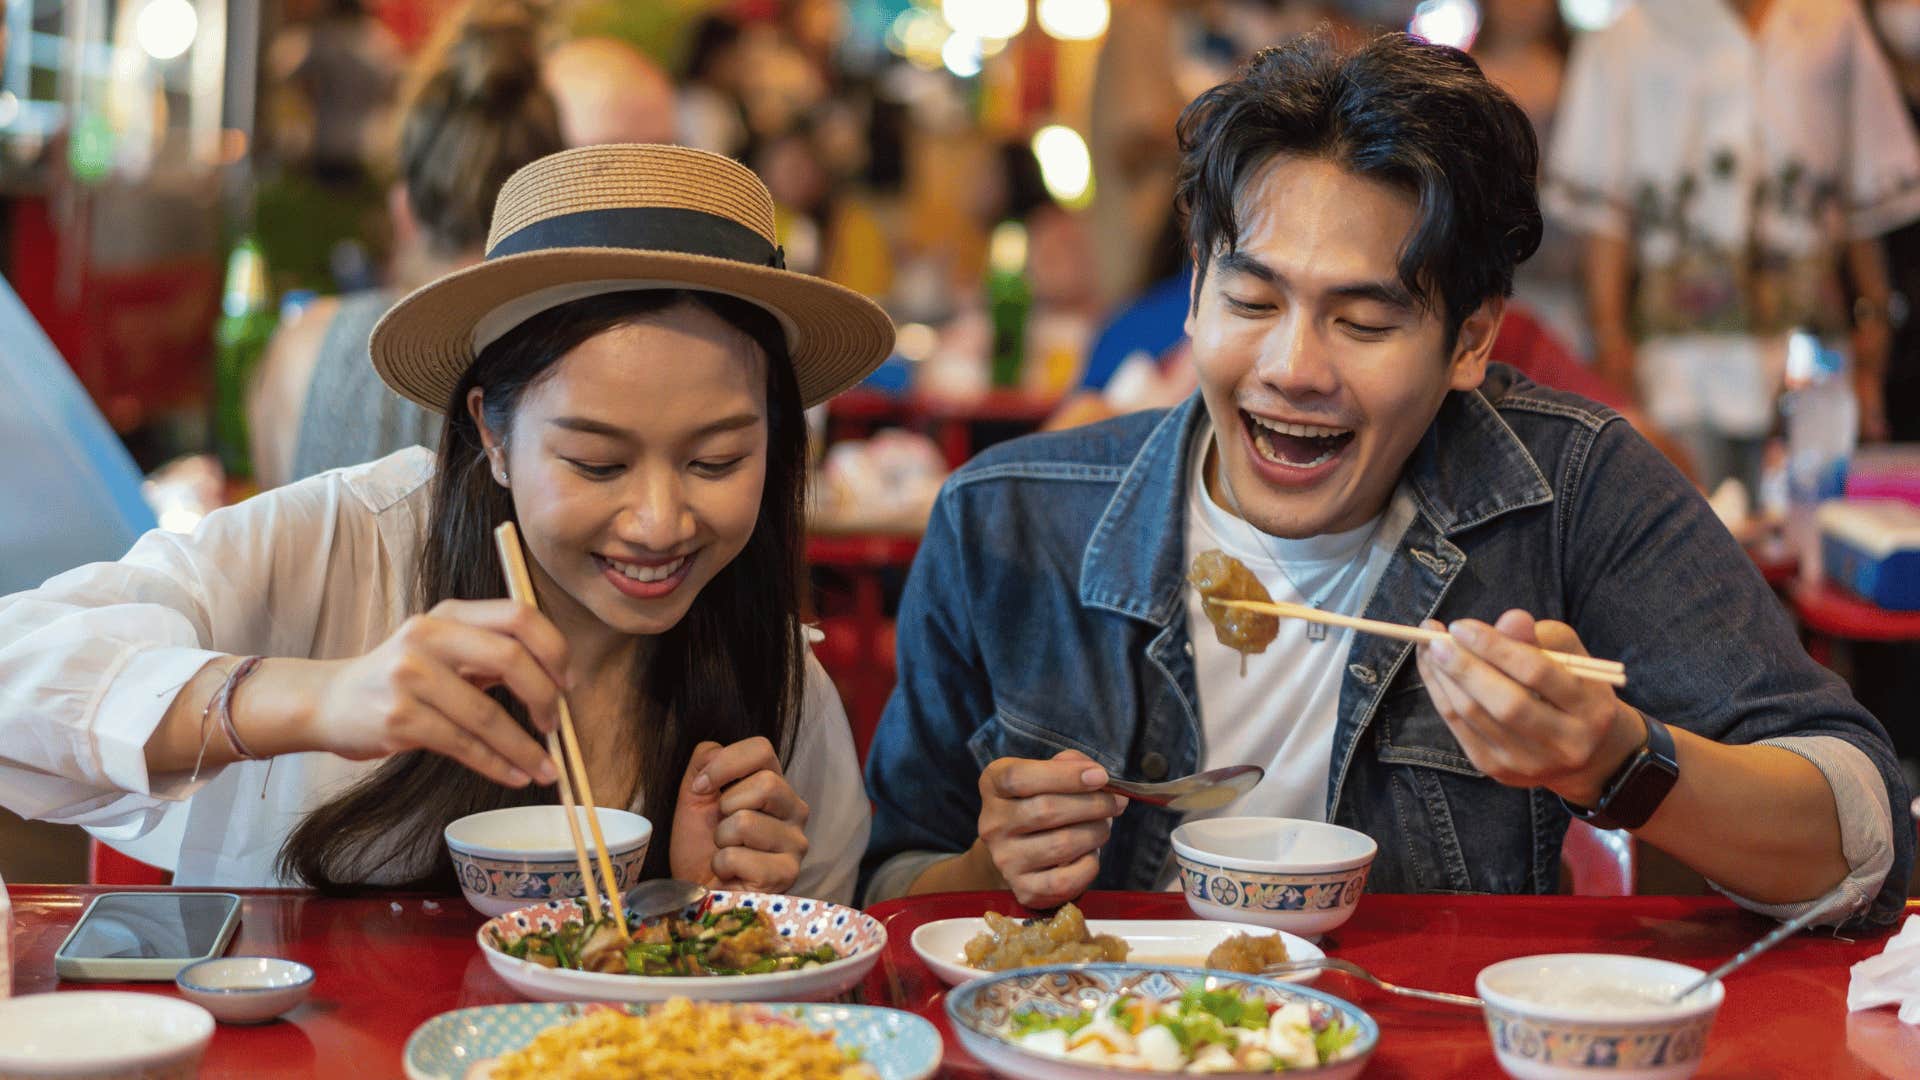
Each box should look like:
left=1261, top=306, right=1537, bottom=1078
left=280, top=289, right=809, bottom=892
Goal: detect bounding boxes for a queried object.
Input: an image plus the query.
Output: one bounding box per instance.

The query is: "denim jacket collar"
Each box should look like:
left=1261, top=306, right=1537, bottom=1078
left=1077, top=387, right=1555, bottom=624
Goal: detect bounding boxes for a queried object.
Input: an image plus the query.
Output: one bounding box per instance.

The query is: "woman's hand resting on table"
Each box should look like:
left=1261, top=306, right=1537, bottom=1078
left=670, top=736, right=811, bottom=893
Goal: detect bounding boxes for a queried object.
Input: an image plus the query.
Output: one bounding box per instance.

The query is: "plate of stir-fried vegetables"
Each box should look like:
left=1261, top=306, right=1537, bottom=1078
left=477, top=891, right=887, bottom=1003
left=947, top=964, right=1376, bottom=1079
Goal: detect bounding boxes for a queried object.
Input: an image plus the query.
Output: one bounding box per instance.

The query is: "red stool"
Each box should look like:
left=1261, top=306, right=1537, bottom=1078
left=1561, top=819, right=1635, bottom=897
left=88, top=838, right=171, bottom=886
left=1792, top=582, right=1920, bottom=668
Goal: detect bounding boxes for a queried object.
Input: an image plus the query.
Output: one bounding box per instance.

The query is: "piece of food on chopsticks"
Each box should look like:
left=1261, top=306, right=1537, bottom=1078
left=1189, top=550, right=1279, bottom=669
left=1206, top=931, right=1290, bottom=974
left=490, top=904, right=842, bottom=976
left=483, top=998, right=878, bottom=1080
left=1007, top=984, right=1361, bottom=1072
left=962, top=903, right=1129, bottom=971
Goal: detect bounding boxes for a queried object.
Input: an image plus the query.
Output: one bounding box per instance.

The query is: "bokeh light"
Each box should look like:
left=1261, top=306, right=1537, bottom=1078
left=135, top=0, right=199, bottom=61
left=1408, top=0, right=1480, bottom=50
left=1032, top=124, right=1093, bottom=207
left=1037, top=0, right=1110, bottom=41
left=942, top=0, right=1028, bottom=42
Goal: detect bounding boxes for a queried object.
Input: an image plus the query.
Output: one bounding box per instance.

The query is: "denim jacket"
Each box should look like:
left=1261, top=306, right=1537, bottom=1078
left=861, top=367, right=1913, bottom=926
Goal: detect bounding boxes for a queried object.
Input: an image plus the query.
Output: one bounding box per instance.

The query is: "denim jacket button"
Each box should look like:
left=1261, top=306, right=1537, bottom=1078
left=1139, top=752, right=1169, bottom=780
left=1183, top=641, right=1194, bottom=657
left=1348, top=663, right=1379, bottom=685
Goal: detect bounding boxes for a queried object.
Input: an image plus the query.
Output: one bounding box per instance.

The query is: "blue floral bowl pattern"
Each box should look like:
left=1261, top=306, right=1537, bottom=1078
left=402, top=1001, right=942, bottom=1080
left=1483, top=1007, right=1714, bottom=1076
left=1174, top=853, right=1369, bottom=935
left=946, top=963, right=1376, bottom=1080
left=448, top=842, right=648, bottom=918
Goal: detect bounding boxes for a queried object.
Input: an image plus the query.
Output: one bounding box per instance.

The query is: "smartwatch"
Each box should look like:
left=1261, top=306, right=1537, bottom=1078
left=1562, top=712, right=1678, bottom=831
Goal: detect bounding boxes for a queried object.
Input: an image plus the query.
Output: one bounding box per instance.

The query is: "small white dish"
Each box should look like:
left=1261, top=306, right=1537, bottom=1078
left=909, top=918, right=1322, bottom=987
left=0, top=991, right=213, bottom=1079
left=1171, top=817, right=1376, bottom=936
left=444, top=805, right=652, bottom=916
left=1476, top=953, right=1726, bottom=1080
left=174, top=956, right=314, bottom=1024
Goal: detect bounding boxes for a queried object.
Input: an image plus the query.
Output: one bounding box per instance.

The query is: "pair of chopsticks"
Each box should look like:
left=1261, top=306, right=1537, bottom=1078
left=1205, top=597, right=1628, bottom=688
left=493, top=522, right=629, bottom=938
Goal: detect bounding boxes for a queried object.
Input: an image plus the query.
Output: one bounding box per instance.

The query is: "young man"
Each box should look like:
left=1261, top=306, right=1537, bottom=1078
left=861, top=34, right=1911, bottom=927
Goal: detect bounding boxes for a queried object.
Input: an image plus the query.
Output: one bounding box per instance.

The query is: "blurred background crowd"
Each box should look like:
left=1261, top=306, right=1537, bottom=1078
left=3, top=0, right=1919, bottom=884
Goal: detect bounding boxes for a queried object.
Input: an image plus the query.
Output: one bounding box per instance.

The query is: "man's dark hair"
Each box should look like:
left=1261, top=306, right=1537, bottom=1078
left=1175, top=32, right=1543, bottom=344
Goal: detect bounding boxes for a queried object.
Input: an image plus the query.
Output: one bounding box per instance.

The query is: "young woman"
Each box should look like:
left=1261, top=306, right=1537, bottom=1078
left=0, top=144, right=895, bottom=903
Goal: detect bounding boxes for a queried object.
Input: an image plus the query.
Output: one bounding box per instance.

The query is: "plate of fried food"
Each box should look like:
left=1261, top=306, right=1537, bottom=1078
left=478, top=891, right=885, bottom=1003
left=909, top=903, right=1321, bottom=987
left=403, top=998, right=941, bottom=1080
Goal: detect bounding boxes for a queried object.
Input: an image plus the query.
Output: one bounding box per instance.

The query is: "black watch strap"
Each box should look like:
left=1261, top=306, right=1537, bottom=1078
left=1562, top=713, right=1678, bottom=832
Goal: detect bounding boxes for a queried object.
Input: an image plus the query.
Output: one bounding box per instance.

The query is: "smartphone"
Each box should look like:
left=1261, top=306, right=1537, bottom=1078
left=53, top=892, right=243, bottom=981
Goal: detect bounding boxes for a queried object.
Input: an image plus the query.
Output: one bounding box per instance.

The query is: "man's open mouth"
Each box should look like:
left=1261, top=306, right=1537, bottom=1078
left=1242, top=410, right=1355, bottom=469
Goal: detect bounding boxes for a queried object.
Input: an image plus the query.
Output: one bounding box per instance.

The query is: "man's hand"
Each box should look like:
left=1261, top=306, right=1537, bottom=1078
left=1415, top=610, right=1645, bottom=807
left=977, top=750, right=1129, bottom=908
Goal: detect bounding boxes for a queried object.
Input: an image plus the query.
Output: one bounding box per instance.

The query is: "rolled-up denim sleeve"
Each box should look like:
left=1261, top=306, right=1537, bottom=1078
left=1709, top=736, right=1896, bottom=926
left=1563, top=417, right=1914, bottom=929
left=859, top=480, right=997, bottom=904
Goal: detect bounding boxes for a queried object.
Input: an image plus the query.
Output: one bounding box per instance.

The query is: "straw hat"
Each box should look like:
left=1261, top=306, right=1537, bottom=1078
left=370, top=143, right=895, bottom=412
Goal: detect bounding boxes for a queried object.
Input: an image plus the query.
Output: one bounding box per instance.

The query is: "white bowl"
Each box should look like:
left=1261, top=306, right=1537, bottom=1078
left=1170, top=817, right=1376, bottom=936
left=444, top=805, right=652, bottom=916
left=0, top=992, right=213, bottom=1079
left=174, top=956, right=314, bottom=1024
left=1476, top=953, right=1726, bottom=1080
left=909, top=918, right=1323, bottom=987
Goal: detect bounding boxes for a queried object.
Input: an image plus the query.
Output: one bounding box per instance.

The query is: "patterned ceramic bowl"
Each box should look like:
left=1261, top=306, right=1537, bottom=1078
left=1476, top=954, right=1725, bottom=1080
left=477, top=890, right=887, bottom=1003
left=444, top=805, right=651, bottom=917
left=1171, top=817, right=1376, bottom=936
left=0, top=992, right=213, bottom=1079
left=946, top=963, right=1376, bottom=1080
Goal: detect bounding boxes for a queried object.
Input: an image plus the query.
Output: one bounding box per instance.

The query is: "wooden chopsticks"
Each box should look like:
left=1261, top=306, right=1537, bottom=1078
left=1205, top=596, right=1628, bottom=688
left=493, top=522, right=630, bottom=937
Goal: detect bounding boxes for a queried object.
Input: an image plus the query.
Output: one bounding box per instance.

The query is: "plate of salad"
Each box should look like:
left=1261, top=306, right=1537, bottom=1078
left=477, top=891, right=885, bottom=1002
left=945, top=964, right=1375, bottom=1078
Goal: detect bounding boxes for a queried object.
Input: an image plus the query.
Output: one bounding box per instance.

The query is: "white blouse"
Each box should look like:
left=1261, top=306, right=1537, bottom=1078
left=0, top=447, right=871, bottom=903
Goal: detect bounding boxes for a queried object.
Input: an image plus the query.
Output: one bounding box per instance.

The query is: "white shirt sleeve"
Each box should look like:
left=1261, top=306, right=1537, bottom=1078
left=1840, top=3, right=1920, bottom=238
left=786, top=648, right=872, bottom=906
left=0, top=474, right=357, bottom=830
left=1543, top=24, right=1636, bottom=240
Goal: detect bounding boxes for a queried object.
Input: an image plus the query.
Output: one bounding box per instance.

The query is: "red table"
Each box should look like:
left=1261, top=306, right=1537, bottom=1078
left=859, top=891, right=1920, bottom=1080
left=8, top=886, right=1919, bottom=1077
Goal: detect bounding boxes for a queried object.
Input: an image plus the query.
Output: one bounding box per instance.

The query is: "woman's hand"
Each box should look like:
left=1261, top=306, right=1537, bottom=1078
left=670, top=737, right=811, bottom=893
left=1414, top=609, right=1645, bottom=806
left=304, top=598, right=567, bottom=788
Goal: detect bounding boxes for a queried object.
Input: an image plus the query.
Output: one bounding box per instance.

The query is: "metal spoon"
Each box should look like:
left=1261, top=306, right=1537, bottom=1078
left=621, top=878, right=708, bottom=922
left=1263, top=956, right=1484, bottom=1008
left=1670, top=882, right=1852, bottom=1002
left=1103, top=764, right=1264, bottom=812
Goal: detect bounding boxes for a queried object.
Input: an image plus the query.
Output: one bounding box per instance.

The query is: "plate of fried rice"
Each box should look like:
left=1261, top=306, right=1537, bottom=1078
left=478, top=891, right=886, bottom=1003
left=402, top=999, right=942, bottom=1080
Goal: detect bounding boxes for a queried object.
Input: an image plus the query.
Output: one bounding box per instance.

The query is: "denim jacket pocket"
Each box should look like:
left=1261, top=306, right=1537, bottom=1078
left=1371, top=681, right=1483, bottom=892
left=1375, top=681, right=1485, bottom=777
left=966, top=705, right=1127, bottom=776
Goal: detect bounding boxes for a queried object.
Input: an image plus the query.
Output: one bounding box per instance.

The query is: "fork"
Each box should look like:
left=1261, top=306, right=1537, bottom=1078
left=1262, top=956, right=1484, bottom=1008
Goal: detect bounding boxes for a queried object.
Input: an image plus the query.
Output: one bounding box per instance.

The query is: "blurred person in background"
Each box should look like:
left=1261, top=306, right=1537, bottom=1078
left=676, top=14, right=750, bottom=157
left=753, top=116, right=893, bottom=301
left=544, top=35, right=677, bottom=148
left=249, top=0, right=562, bottom=489
left=1547, top=0, right=1920, bottom=494
left=281, top=0, right=404, bottom=188
left=1868, top=0, right=1920, bottom=441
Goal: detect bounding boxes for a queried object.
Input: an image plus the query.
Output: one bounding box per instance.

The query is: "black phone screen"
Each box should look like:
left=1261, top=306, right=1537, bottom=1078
left=58, top=893, right=239, bottom=959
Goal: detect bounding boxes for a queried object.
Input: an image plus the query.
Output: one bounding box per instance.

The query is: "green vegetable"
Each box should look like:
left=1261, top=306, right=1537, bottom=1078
left=1312, top=1018, right=1359, bottom=1063
left=1011, top=1009, right=1093, bottom=1037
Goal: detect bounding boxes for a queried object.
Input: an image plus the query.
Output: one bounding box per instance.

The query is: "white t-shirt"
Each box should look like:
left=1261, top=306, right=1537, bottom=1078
left=1165, top=432, right=1414, bottom=885
left=0, top=447, right=871, bottom=903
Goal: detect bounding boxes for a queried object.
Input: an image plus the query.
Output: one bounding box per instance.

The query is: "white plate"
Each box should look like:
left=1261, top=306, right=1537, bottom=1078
left=909, top=918, right=1321, bottom=987
left=478, top=891, right=885, bottom=1003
